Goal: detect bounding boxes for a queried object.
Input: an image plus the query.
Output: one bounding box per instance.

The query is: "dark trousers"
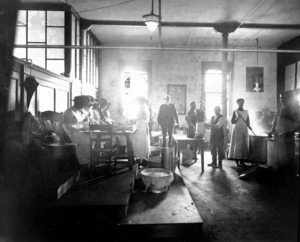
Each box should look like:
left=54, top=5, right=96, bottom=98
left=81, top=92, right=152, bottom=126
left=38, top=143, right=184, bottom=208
left=161, top=123, right=174, bottom=147
left=210, top=138, right=224, bottom=164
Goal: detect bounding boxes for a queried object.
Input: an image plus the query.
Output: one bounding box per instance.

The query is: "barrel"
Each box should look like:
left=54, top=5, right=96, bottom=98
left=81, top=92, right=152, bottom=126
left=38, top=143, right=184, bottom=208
left=161, top=147, right=175, bottom=172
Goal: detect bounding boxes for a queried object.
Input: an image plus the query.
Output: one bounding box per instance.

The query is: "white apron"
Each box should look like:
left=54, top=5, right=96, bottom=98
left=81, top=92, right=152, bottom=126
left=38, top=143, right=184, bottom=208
left=131, top=120, right=150, bottom=159
left=229, top=110, right=249, bottom=160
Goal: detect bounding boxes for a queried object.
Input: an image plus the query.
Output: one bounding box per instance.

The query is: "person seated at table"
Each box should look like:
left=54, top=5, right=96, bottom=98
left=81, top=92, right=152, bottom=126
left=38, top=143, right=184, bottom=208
left=207, top=106, right=228, bottom=168
left=89, top=98, right=101, bottom=124
left=99, top=98, right=113, bottom=124
left=83, top=95, right=96, bottom=123
left=130, top=96, right=151, bottom=167
left=157, top=95, right=180, bottom=147
left=63, top=95, right=91, bottom=165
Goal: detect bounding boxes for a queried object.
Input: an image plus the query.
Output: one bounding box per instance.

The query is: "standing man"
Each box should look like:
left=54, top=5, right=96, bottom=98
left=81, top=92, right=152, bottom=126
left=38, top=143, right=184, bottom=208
left=208, top=106, right=228, bottom=168
left=157, top=95, right=180, bottom=147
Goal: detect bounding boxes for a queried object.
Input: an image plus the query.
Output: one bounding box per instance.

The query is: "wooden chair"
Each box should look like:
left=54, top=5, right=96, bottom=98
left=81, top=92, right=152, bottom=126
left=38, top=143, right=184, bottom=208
left=89, top=124, right=117, bottom=178
left=38, top=111, right=79, bottom=199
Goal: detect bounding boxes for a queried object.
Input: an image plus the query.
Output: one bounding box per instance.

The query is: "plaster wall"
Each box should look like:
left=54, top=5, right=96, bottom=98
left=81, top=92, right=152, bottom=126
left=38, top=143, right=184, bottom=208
left=100, top=49, right=277, bottom=131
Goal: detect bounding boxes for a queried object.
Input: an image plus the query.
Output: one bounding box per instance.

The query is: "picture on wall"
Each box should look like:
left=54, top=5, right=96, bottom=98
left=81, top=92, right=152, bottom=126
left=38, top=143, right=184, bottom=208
left=167, top=84, right=186, bottom=115
left=246, top=67, right=264, bottom=92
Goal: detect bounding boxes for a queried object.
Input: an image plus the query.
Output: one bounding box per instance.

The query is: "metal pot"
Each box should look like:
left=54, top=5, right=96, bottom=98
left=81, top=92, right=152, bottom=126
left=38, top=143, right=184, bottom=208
left=249, top=133, right=268, bottom=164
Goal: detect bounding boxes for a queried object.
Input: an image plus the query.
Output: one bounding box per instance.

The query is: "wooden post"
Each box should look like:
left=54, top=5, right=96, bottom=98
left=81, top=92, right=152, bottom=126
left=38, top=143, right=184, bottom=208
left=222, top=31, right=229, bottom=118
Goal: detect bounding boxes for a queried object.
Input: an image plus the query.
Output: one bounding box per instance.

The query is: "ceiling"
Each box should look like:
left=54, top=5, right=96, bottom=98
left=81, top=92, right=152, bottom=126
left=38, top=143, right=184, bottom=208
left=68, top=0, right=300, bottom=48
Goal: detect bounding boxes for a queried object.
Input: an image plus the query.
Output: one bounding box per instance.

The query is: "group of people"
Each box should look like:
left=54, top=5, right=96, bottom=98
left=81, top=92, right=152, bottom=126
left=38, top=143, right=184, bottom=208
left=156, top=95, right=250, bottom=169
left=61, top=92, right=299, bottom=183
left=62, top=95, right=112, bottom=164
left=184, top=94, right=299, bottom=181
left=185, top=100, right=228, bottom=168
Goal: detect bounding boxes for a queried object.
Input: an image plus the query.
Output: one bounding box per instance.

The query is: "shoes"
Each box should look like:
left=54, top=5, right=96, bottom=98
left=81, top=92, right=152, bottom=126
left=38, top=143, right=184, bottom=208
left=208, top=162, right=217, bottom=167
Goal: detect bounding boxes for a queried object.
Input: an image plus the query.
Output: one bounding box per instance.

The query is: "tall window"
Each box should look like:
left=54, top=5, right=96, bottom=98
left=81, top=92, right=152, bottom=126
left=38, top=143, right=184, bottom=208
left=14, top=10, right=65, bottom=75
left=122, top=71, right=149, bottom=119
left=204, top=69, right=223, bottom=119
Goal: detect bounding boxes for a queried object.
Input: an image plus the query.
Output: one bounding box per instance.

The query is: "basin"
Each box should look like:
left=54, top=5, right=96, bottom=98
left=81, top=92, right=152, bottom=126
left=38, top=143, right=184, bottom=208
left=140, top=168, right=174, bottom=193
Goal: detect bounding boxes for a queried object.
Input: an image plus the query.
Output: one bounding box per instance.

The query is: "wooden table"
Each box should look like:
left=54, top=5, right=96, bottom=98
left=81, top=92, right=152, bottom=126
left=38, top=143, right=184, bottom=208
left=85, top=128, right=136, bottom=171
left=119, top=172, right=203, bottom=239
left=172, top=134, right=205, bottom=172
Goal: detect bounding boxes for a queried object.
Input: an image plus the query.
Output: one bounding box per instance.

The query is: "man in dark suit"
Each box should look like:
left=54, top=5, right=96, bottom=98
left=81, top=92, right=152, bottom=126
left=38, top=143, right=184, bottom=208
left=157, top=95, right=180, bottom=147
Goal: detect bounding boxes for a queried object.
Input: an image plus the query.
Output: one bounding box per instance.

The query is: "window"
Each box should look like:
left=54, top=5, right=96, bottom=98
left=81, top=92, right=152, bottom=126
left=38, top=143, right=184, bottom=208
left=14, top=10, right=65, bottom=75
left=122, top=71, right=149, bottom=119
left=204, top=69, right=224, bottom=119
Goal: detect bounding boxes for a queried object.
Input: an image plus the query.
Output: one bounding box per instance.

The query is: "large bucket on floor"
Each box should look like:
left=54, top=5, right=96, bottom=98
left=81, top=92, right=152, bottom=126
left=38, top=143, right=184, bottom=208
left=161, top=147, right=175, bottom=172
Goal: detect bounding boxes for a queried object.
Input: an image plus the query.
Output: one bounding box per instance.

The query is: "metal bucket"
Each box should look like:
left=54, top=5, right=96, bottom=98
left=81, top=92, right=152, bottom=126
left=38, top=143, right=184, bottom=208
left=161, top=147, right=175, bottom=172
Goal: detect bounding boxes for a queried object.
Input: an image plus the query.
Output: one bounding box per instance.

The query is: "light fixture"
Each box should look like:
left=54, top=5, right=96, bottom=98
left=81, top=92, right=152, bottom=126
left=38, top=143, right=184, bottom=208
left=143, top=0, right=159, bottom=32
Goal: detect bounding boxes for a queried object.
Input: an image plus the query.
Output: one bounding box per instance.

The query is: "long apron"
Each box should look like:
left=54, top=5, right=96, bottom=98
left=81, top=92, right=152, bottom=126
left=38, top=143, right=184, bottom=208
left=229, top=110, right=249, bottom=160
left=131, top=119, right=150, bottom=159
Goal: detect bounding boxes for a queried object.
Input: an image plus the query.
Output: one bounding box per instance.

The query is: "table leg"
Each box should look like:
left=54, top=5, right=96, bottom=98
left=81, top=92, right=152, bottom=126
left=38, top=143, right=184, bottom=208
left=201, top=140, right=204, bottom=172
left=125, top=134, right=133, bottom=171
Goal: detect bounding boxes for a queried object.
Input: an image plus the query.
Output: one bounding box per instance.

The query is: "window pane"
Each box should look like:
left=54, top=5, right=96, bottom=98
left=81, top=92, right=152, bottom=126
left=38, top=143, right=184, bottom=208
left=14, top=26, right=26, bottom=44
left=47, top=60, right=65, bottom=75
left=16, top=10, right=27, bottom=26
left=47, top=11, right=64, bottom=26
left=205, top=70, right=222, bottom=92
left=76, top=49, right=80, bottom=78
left=206, top=94, right=222, bottom=119
left=13, top=48, right=26, bottom=59
left=76, top=19, right=80, bottom=44
left=28, top=48, right=45, bottom=68
left=47, top=48, right=64, bottom=59
left=71, top=15, right=76, bottom=45
left=47, top=27, right=64, bottom=45
left=28, top=11, right=45, bottom=42
left=70, top=49, right=75, bottom=78
left=38, top=85, right=54, bottom=112
left=56, top=90, right=68, bottom=112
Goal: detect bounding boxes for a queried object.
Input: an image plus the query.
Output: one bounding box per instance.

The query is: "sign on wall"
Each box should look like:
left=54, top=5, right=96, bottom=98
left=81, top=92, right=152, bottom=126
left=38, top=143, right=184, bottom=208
left=246, top=67, right=264, bottom=92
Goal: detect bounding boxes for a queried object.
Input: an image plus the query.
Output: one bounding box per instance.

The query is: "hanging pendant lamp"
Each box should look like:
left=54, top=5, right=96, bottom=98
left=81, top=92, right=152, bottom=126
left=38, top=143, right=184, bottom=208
left=143, top=0, right=159, bottom=32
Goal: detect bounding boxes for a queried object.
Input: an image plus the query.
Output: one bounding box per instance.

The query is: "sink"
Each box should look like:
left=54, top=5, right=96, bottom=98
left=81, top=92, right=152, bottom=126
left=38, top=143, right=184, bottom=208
left=140, top=168, right=174, bottom=193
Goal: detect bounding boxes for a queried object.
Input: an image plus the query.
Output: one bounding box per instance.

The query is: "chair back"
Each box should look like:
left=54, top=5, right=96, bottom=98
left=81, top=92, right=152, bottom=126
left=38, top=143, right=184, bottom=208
left=89, top=124, right=114, bottom=150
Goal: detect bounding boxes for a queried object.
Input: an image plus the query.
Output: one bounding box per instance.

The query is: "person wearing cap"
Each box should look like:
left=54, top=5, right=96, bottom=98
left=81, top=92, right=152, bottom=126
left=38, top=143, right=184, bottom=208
left=99, top=98, right=113, bottom=124
left=229, top=98, right=251, bottom=167
left=82, top=95, right=96, bottom=123
left=89, top=98, right=101, bottom=124
left=157, top=95, right=180, bottom=147
left=63, top=95, right=91, bottom=164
